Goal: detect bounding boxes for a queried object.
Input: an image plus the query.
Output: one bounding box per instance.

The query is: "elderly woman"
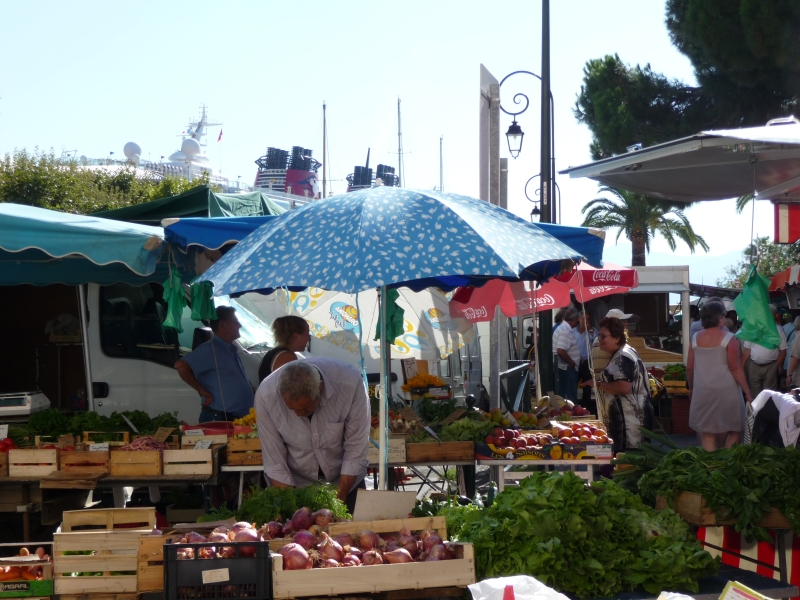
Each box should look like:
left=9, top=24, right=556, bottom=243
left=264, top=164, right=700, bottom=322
left=687, top=300, right=752, bottom=451
left=258, top=316, right=311, bottom=382
left=582, top=317, right=653, bottom=453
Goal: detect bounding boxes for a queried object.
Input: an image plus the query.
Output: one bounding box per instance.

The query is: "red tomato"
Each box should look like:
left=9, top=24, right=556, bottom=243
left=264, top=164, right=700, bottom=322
left=64, top=446, right=75, bottom=451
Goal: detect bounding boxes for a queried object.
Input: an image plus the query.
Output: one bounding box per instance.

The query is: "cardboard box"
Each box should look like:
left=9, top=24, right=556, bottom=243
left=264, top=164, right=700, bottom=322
left=475, top=442, right=612, bottom=460
left=367, top=437, right=406, bottom=464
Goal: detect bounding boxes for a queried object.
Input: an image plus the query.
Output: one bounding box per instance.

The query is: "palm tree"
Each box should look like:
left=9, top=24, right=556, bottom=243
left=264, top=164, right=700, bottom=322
left=581, top=186, right=709, bottom=266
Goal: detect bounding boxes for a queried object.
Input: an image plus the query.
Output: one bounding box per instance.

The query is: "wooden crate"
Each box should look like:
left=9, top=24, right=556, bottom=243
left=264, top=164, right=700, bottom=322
left=181, top=434, right=227, bottom=449
left=60, top=595, right=136, bottom=600
left=83, top=431, right=131, bottom=447
left=60, top=450, right=110, bottom=476
left=367, top=438, right=406, bottom=464
left=62, top=507, right=156, bottom=532
left=0, top=453, right=7, bottom=477
left=405, top=442, right=474, bottom=463
left=226, top=437, right=262, bottom=465
left=137, top=534, right=176, bottom=592
left=162, top=449, right=213, bottom=476
left=655, top=491, right=791, bottom=529
left=8, top=449, right=58, bottom=477
left=108, top=450, right=162, bottom=477
left=134, top=434, right=180, bottom=450
left=272, top=514, right=473, bottom=599
left=663, top=380, right=689, bottom=392
left=53, top=529, right=150, bottom=594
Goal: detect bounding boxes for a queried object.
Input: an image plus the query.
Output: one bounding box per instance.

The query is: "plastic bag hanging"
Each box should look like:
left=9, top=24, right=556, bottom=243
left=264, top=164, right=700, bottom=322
left=163, top=267, right=186, bottom=332
left=734, top=264, right=781, bottom=350
left=191, top=280, right=218, bottom=321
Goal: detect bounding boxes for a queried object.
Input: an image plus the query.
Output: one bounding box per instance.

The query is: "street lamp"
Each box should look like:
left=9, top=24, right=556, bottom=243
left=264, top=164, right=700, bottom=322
left=506, top=120, right=524, bottom=159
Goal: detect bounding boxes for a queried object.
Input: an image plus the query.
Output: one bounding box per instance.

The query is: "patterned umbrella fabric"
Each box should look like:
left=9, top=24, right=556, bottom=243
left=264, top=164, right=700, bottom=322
left=449, top=262, right=637, bottom=322
left=278, top=287, right=473, bottom=360
left=196, top=187, right=583, bottom=296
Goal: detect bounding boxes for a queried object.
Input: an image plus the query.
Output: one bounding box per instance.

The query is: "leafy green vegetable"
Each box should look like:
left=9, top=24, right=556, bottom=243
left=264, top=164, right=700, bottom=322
left=25, top=408, right=180, bottom=439
left=457, top=471, right=718, bottom=598
left=197, top=506, right=236, bottom=523
left=639, top=444, right=800, bottom=543
left=611, top=427, right=678, bottom=498
left=415, top=398, right=457, bottom=423
left=439, top=419, right=493, bottom=443
left=235, top=483, right=350, bottom=525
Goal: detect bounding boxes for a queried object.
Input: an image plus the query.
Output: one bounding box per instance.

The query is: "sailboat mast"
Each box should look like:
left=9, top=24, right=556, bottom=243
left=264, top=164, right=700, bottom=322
left=322, top=102, right=327, bottom=199
left=439, top=135, right=443, bottom=192
left=397, top=97, right=404, bottom=187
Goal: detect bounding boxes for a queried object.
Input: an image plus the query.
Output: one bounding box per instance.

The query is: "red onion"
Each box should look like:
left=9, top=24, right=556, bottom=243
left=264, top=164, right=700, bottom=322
left=198, top=546, right=216, bottom=559
left=398, top=532, right=418, bottom=556
left=357, top=530, right=380, bottom=550
left=312, top=508, right=334, bottom=527
left=385, top=541, right=399, bottom=551
left=317, top=532, right=344, bottom=562
left=279, top=543, right=313, bottom=570
left=150, top=528, right=163, bottom=536
left=282, top=521, right=295, bottom=536
left=348, top=547, right=363, bottom=559
left=266, top=521, right=283, bottom=539
left=212, top=526, right=230, bottom=535
left=185, top=532, right=207, bottom=543
left=233, top=528, right=259, bottom=557
left=383, top=548, right=414, bottom=564
left=335, top=533, right=354, bottom=547
left=292, top=507, right=314, bottom=531
left=293, top=530, right=317, bottom=550
left=231, top=521, right=252, bottom=533
left=426, top=544, right=453, bottom=561
left=209, top=533, right=229, bottom=543
left=321, top=558, right=340, bottom=568
left=342, top=554, right=361, bottom=567
left=419, top=529, right=437, bottom=541
left=423, top=534, right=443, bottom=552
left=217, top=546, right=235, bottom=559
left=362, top=550, right=383, bottom=565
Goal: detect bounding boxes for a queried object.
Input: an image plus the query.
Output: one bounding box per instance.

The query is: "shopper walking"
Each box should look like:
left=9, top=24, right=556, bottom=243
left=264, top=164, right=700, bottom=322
left=742, top=305, right=787, bottom=397
left=687, top=300, right=752, bottom=451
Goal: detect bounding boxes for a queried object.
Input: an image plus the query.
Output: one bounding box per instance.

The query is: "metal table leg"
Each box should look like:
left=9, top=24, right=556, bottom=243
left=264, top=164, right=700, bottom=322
left=237, top=472, right=245, bottom=508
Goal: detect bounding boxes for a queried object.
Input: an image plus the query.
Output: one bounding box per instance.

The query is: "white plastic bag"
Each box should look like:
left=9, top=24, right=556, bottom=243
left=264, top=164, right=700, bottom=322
left=468, top=575, right=570, bottom=600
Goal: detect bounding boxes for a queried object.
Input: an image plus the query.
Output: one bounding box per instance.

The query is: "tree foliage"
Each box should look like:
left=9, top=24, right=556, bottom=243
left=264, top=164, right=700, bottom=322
left=0, top=148, right=210, bottom=214
left=575, top=1, right=800, bottom=159
left=581, top=186, right=709, bottom=266
left=717, top=236, right=800, bottom=288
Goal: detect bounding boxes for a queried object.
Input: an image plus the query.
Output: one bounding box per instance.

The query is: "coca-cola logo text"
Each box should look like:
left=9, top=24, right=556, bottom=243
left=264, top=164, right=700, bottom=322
left=587, top=286, right=617, bottom=295
left=514, top=294, right=556, bottom=311
left=589, top=270, right=622, bottom=283
left=461, top=306, right=488, bottom=320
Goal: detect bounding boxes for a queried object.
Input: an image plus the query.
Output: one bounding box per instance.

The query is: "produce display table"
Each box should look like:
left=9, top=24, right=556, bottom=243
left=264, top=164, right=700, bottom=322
left=219, top=464, right=263, bottom=507
left=589, top=564, right=798, bottom=600
left=477, top=459, right=612, bottom=492
left=369, top=461, right=475, bottom=495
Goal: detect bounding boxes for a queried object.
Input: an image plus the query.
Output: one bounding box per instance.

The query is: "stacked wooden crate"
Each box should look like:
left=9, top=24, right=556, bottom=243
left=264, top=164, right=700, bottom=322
left=8, top=449, right=58, bottom=477
left=226, top=438, right=262, bottom=465
left=53, top=508, right=156, bottom=596
left=108, top=451, right=162, bottom=476
left=137, top=533, right=177, bottom=592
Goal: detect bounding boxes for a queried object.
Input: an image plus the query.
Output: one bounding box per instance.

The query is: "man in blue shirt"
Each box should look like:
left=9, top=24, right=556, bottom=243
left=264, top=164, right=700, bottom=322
left=175, top=306, right=254, bottom=423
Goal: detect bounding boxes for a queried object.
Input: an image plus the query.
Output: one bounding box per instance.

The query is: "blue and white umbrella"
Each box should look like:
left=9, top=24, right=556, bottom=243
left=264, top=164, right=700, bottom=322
left=197, top=187, right=583, bottom=489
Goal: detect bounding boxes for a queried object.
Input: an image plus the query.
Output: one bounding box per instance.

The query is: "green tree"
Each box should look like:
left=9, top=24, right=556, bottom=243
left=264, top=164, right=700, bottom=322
left=717, top=236, right=800, bottom=288
left=575, top=1, right=800, bottom=159
left=581, top=186, right=709, bottom=266
left=0, top=147, right=212, bottom=214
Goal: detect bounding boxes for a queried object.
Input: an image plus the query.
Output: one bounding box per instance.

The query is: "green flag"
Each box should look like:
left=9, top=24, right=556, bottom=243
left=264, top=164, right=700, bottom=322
left=374, top=288, right=405, bottom=344
left=734, top=264, right=781, bottom=350
left=163, top=268, right=186, bottom=333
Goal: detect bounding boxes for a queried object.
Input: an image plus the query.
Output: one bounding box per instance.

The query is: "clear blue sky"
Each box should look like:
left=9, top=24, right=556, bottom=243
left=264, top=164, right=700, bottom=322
left=0, top=0, right=772, bottom=282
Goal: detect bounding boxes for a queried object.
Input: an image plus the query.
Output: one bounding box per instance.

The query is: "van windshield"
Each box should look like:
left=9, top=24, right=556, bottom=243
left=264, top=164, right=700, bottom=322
left=215, top=295, right=275, bottom=352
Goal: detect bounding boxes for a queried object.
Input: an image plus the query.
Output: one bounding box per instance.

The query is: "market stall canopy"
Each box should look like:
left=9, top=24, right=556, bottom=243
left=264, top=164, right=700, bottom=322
left=533, top=222, right=605, bottom=268
left=560, top=118, right=800, bottom=203
left=196, top=187, right=585, bottom=297
left=0, top=203, right=166, bottom=285
left=162, top=215, right=278, bottom=251
left=91, top=185, right=287, bottom=225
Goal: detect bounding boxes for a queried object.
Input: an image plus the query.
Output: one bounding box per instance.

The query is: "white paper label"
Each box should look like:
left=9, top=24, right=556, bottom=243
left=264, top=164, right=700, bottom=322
left=193, top=440, right=212, bottom=450
left=184, top=429, right=205, bottom=436
left=202, top=568, right=230, bottom=584
left=589, top=444, right=613, bottom=458
left=89, top=443, right=109, bottom=452
left=0, top=425, right=8, bottom=440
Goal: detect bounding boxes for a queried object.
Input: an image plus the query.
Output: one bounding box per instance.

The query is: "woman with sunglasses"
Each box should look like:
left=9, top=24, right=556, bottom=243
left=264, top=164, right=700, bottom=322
left=582, top=316, right=653, bottom=453
left=686, top=299, right=751, bottom=450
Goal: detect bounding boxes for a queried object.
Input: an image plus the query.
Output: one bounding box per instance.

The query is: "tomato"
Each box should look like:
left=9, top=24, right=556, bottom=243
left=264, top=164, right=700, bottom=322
left=64, top=446, right=75, bottom=451
left=42, top=445, right=57, bottom=450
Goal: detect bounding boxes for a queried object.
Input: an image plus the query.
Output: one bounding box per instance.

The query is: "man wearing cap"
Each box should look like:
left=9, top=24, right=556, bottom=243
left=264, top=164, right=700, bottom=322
left=553, top=308, right=581, bottom=400
left=590, top=309, right=631, bottom=372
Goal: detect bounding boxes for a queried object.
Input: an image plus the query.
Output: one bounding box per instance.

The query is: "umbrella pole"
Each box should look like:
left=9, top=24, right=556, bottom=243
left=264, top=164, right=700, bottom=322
left=378, top=286, right=389, bottom=490
left=531, top=285, right=542, bottom=402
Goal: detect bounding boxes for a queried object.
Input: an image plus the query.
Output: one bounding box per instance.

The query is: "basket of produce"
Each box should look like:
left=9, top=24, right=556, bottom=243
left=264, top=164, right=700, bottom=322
left=662, top=363, right=688, bottom=392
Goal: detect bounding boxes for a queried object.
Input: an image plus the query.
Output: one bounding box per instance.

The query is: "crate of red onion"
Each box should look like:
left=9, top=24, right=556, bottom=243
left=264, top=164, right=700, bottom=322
left=164, top=535, right=271, bottom=600
left=270, top=516, right=476, bottom=598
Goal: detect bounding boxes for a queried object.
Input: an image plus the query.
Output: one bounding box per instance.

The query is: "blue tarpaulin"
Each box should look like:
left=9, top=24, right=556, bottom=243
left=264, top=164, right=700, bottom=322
left=162, top=216, right=278, bottom=251
left=0, top=203, right=166, bottom=285
left=535, top=222, right=605, bottom=268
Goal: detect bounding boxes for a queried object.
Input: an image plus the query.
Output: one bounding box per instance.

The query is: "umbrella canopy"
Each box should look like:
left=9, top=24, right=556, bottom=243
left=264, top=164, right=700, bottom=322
left=449, top=262, right=638, bottom=322
left=560, top=118, right=800, bottom=203
left=163, top=216, right=278, bottom=251
left=0, top=203, right=166, bottom=285
left=769, top=265, right=800, bottom=293
left=196, top=187, right=583, bottom=296
left=278, top=286, right=474, bottom=360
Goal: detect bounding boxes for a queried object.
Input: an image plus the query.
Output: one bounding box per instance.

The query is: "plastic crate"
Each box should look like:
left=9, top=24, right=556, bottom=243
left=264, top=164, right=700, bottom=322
left=164, top=541, right=271, bottom=600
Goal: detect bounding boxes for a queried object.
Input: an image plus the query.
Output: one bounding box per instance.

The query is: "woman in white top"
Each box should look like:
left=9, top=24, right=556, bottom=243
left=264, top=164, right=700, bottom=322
left=687, top=300, right=752, bottom=451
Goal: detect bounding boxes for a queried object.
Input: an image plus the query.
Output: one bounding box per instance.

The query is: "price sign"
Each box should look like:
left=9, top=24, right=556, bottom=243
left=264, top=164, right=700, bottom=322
left=193, top=440, right=212, bottom=450
left=184, top=429, right=205, bottom=436
left=153, top=427, right=175, bottom=443
left=201, top=568, right=230, bottom=584
left=438, top=409, right=466, bottom=426
left=401, top=358, right=418, bottom=381
left=0, top=425, right=7, bottom=440
left=399, top=408, right=419, bottom=422
left=89, top=443, right=109, bottom=452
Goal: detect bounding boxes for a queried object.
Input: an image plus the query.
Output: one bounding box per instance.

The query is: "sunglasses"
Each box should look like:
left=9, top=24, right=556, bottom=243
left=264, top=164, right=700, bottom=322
left=597, top=333, right=609, bottom=340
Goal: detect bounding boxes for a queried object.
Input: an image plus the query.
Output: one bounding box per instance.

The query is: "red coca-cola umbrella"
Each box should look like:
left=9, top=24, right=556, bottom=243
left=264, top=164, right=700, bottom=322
left=449, top=262, right=638, bottom=323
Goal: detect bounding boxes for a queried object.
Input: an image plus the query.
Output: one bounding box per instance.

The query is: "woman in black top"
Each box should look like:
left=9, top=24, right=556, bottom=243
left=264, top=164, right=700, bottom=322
left=258, top=316, right=311, bottom=382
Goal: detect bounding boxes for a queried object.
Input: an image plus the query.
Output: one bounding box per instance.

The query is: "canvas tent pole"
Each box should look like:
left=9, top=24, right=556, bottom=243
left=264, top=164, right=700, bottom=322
left=378, top=286, right=389, bottom=490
